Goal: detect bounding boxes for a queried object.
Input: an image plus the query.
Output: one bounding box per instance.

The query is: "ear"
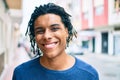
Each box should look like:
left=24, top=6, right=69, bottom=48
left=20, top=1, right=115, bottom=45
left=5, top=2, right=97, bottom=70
left=65, top=28, right=69, bottom=38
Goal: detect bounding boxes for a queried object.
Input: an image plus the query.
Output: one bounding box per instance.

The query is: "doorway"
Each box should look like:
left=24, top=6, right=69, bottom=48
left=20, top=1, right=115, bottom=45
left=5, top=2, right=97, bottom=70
left=101, top=32, right=108, bottom=54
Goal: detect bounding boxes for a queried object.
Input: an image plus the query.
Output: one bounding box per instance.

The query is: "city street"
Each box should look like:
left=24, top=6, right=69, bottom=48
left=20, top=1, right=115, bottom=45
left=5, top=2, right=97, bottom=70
left=0, top=47, right=120, bottom=80
left=0, top=0, right=120, bottom=80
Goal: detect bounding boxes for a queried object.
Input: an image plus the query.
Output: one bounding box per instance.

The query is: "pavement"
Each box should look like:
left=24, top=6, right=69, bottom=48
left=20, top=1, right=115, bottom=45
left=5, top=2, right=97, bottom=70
left=0, top=47, right=120, bottom=80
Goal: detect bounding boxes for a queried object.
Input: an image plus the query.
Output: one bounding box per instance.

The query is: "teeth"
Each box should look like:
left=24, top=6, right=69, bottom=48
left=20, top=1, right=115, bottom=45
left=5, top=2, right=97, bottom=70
left=44, top=43, right=56, bottom=48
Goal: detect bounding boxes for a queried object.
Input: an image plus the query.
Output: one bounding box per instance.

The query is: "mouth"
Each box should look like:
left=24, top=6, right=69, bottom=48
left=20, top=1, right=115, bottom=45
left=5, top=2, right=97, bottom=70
left=42, top=42, right=58, bottom=49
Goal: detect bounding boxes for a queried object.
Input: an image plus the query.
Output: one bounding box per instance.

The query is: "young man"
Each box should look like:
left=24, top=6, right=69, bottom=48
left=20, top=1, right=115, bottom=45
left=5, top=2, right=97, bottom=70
left=12, top=3, right=99, bottom=80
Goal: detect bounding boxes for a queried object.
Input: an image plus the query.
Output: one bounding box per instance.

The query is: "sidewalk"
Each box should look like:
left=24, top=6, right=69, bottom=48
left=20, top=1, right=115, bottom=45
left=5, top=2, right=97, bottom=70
left=84, top=52, right=120, bottom=62
left=0, top=47, right=30, bottom=80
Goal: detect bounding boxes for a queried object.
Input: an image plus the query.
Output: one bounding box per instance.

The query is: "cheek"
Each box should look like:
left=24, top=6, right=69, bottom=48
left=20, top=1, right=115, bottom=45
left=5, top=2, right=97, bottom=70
left=35, top=35, right=41, bottom=43
left=58, top=34, right=67, bottom=44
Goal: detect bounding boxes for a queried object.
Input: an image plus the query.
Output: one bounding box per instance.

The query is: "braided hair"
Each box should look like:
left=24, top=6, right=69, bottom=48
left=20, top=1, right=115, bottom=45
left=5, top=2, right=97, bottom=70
left=25, top=3, right=77, bottom=56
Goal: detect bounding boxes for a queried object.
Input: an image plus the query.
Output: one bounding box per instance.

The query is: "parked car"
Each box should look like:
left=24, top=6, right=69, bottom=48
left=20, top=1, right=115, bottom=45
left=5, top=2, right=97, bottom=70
left=66, top=44, right=84, bottom=55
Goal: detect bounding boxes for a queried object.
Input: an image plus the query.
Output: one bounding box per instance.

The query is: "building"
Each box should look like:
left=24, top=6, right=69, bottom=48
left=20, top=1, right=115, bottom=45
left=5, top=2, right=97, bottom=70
left=0, top=0, right=22, bottom=75
left=80, top=0, right=120, bottom=55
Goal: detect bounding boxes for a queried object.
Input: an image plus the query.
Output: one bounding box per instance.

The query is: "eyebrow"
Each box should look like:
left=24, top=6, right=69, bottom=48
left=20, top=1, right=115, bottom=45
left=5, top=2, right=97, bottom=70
left=34, top=27, right=43, bottom=31
left=50, top=24, right=59, bottom=27
left=34, top=24, right=60, bottom=30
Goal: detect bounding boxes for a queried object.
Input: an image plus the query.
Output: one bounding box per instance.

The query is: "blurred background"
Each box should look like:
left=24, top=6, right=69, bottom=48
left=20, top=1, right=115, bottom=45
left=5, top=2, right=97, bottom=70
left=0, top=0, right=120, bottom=80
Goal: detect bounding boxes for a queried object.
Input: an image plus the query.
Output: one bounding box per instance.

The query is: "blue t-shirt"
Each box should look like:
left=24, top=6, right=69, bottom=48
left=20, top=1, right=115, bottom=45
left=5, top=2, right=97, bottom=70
left=12, top=56, right=99, bottom=80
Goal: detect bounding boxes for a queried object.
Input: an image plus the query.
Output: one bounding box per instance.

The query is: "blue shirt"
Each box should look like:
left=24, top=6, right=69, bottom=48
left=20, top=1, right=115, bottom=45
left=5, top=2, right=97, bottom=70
left=12, top=56, right=99, bottom=80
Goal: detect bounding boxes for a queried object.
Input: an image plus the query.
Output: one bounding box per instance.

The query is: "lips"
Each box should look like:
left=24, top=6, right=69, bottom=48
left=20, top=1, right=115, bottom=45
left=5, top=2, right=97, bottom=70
left=43, top=42, right=58, bottom=49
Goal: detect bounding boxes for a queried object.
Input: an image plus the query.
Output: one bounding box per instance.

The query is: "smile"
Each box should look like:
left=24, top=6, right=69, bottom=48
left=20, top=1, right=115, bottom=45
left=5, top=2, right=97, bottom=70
left=43, top=42, right=58, bottom=49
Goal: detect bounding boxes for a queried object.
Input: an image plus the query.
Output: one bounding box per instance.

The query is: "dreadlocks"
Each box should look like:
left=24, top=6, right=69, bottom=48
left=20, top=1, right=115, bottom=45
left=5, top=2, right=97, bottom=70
left=25, top=3, right=77, bottom=56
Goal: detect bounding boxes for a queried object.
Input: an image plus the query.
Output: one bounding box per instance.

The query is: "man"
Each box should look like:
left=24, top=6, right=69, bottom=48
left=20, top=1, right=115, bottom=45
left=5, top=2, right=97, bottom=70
left=12, top=3, right=99, bottom=80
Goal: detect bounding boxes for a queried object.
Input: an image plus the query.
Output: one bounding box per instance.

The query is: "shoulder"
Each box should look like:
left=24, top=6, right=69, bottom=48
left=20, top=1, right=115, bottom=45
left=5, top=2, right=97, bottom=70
left=75, top=57, right=99, bottom=79
left=12, top=57, right=40, bottom=80
left=14, top=57, right=40, bottom=73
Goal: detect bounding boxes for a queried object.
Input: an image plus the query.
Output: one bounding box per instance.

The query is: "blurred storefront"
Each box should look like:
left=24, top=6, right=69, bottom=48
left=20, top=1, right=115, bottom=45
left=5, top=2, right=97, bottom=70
left=80, top=0, right=120, bottom=56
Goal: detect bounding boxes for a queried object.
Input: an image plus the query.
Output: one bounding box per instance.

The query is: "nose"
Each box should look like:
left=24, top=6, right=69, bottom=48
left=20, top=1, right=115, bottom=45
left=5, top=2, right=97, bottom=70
left=43, top=29, right=52, bottom=40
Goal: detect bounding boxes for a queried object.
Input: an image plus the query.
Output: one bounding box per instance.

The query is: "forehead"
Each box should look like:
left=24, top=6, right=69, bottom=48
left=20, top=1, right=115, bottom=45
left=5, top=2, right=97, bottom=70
left=34, top=14, right=62, bottom=25
left=34, top=13, right=68, bottom=33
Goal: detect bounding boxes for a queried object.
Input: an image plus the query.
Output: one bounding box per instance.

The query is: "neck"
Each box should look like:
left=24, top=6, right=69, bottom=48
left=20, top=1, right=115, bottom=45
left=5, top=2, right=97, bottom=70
left=40, top=54, right=75, bottom=70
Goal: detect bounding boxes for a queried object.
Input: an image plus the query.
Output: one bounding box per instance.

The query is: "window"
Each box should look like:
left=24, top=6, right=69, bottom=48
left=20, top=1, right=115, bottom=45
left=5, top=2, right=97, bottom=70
left=82, top=0, right=89, bottom=19
left=95, top=5, right=104, bottom=15
left=94, top=0, right=104, bottom=15
left=82, top=0, right=89, bottom=12
left=83, top=12, right=88, bottom=19
left=114, top=0, right=120, bottom=12
left=0, top=19, right=2, bottom=53
left=94, top=0, right=104, bottom=7
left=0, top=19, right=4, bottom=54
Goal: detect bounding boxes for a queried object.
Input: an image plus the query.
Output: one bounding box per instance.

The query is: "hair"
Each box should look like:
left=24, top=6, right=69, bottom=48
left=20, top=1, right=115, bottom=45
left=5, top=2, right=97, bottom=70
left=25, top=3, right=77, bottom=56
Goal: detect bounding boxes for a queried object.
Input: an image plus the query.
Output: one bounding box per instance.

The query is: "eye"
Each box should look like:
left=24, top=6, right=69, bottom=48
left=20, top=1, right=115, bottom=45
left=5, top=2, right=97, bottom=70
left=35, top=29, right=45, bottom=34
left=50, top=24, right=60, bottom=32
left=51, top=27, right=60, bottom=32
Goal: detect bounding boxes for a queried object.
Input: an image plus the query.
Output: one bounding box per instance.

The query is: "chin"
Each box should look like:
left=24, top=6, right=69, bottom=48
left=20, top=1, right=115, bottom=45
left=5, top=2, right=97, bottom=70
left=43, top=52, right=60, bottom=59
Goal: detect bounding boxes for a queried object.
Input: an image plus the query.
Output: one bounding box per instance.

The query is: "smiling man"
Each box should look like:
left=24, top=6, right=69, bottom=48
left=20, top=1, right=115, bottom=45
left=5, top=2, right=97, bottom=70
left=34, top=14, right=69, bottom=60
left=12, top=3, right=99, bottom=80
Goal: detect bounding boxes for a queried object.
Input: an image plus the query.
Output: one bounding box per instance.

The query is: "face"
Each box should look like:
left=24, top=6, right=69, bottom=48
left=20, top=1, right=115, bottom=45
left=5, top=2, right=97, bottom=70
left=34, top=14, right=68, bottom=58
